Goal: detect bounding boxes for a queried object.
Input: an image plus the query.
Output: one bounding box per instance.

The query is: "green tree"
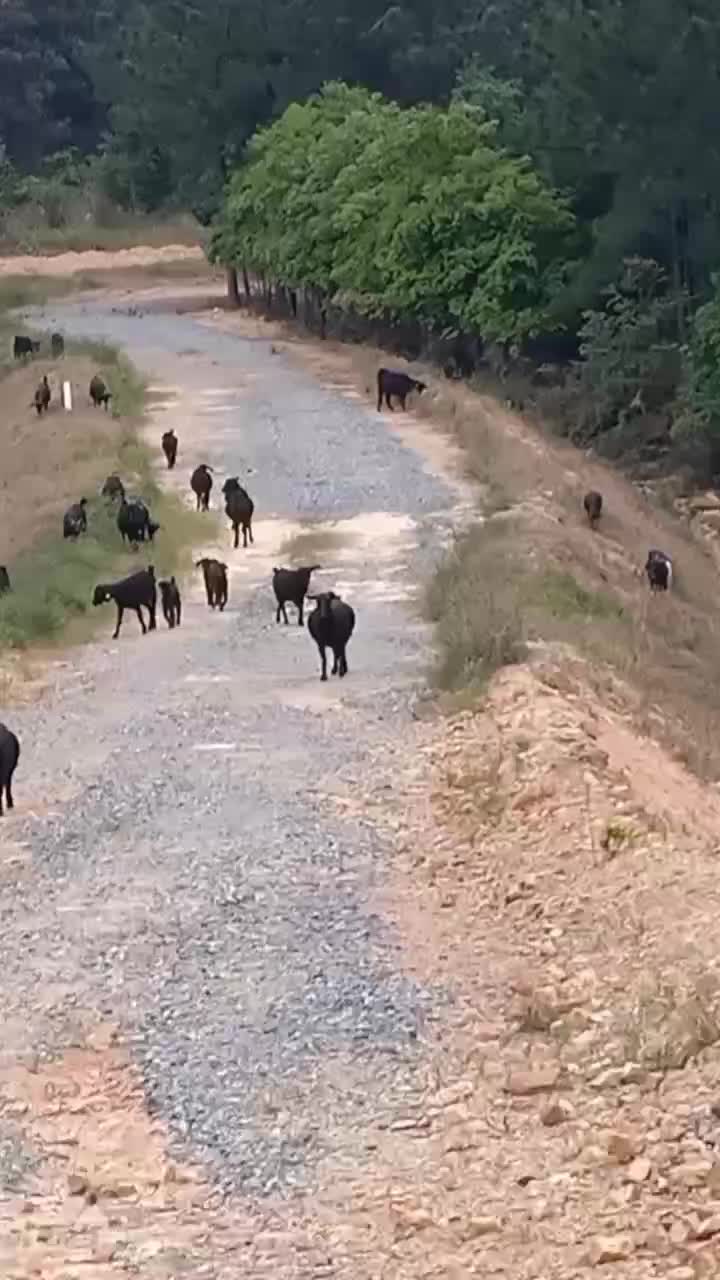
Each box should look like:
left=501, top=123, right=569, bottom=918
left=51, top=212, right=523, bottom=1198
left=683, top=280, right=720, bottom=429
left=214, top=83, right=575, bottom=344
left=577, top=258, right=681, bottom=431
left=486, top=0, right=720, bottom=314
left=0, top=0, right=104, bottom=170
left=96, top=0, right=481, bottom=218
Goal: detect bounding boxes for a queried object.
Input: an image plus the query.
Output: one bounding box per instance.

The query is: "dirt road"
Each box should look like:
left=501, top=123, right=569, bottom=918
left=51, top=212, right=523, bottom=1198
left=0, top=286, right=471, bottom=1274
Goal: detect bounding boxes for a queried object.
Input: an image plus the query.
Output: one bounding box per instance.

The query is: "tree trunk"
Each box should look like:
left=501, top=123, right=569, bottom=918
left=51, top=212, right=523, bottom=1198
left=226, top=266, right=240, bottom=308
left=315, top=289, right=327, bottom=340
left=242, top=267, right=251, bottom=303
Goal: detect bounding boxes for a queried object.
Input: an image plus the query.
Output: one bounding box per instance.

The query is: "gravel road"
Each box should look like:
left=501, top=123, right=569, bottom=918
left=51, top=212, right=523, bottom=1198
left=2, top=293, right=460, bottom=1197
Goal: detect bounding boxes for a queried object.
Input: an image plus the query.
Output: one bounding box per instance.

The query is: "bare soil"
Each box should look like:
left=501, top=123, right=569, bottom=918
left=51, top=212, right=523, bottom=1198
left=0, top=244, right=204, bottom=278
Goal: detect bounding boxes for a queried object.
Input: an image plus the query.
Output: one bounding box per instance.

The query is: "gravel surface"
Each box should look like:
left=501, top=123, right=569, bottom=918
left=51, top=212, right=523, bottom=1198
left=2, top=296, right=458, bottom=1194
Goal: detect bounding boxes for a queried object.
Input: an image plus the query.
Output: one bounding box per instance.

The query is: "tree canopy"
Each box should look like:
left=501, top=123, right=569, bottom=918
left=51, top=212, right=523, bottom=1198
left=211, top=84, right=575, bottom=344
left=6, top=0, right=720, bottom=465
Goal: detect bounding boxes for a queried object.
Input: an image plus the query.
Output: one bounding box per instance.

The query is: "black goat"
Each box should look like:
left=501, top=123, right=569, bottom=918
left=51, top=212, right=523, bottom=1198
left=161, top=429, right=178, bottom=469
left=13, top=335, right=39, bottom=360
left=645, top=549, right=673, bottom=592
left=222, top=477, right=254, bottom=549
left=196, top=558, right=228, bottom=610
left=376, top=368, right=426, bottom=412
left=273, top=564, right=320, bottom=626
left=63, top=498, right=88, bottom=539
left=117, top=498, right=158, bottom=547
left=92, top=567, right=157, bottom=638
left=159, top=577, right=182, bottom=628
left=0, top=723, right=20, bottom=817
left=101, top=474, right=125, bottom=502
left=34, top=375, right=51, bottom=416
left=583, top=490, right=603, bottom=529
left=89, top=374, right=111, bottom=409
left=307, top=591, right=356, bottom=681
left=190, top=463, right=213, bottom=511
left=0, top=566, right=10, bottom=595
left=51, top=332, right=64, bottom=358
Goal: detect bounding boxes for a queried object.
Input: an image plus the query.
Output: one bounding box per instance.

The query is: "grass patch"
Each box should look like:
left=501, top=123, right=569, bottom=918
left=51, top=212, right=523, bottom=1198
left=0, top=335, right=202, bottom=654
left=425, top=521, right=630, bottom=699
left=0, top=443, right=200, bottom=652
left=0, top=274, right=95, bottom=312
left=67, top=338, right=146, bottom=418
left=530, top=570, right=624, bottom=622
left=425, top=525, right=527, bottom=693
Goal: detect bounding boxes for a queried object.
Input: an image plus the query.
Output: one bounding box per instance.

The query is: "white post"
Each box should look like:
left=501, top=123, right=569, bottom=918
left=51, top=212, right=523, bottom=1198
left=62, top=380, right=72, bottom=411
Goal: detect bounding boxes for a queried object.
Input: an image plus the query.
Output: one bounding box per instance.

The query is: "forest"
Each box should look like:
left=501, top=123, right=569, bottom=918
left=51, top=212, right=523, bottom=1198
left=3, top=0, right=720, bottom=475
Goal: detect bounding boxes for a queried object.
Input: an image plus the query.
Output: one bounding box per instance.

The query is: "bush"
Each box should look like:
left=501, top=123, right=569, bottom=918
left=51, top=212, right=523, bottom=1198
left=577, top=257, right=682, bottom=436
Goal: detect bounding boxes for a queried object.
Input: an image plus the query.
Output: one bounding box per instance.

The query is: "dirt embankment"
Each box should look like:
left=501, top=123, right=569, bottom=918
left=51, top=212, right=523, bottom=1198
left=0, top=245, right=205, bottom=278
left=204, top=304, right=720, bottom=1276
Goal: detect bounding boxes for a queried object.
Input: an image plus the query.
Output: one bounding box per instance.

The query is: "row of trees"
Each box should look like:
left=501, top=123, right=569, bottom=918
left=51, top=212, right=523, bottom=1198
left=210, top=84, right=576, bottom=346
left=211, top=78, right=720, bottom=474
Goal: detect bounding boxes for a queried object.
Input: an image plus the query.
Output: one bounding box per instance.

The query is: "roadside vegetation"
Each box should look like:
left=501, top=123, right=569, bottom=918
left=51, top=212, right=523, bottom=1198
left=210, top=83, right=720, bottom=488
left=417, top=370, right=720, bottom=780
left=0, top=337, right=200, bottom=654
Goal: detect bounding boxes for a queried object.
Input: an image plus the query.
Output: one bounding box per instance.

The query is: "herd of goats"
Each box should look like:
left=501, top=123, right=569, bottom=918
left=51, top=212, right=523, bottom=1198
left=0, top=354, right=677, bottom=819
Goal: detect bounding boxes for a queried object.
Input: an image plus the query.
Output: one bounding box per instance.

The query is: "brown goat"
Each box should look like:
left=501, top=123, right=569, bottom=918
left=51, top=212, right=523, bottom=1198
left=196, top=558, right=228, bottom=610
left=191, top=464, right=213, bottom=511
left=583, top=490, right=603, bottom=528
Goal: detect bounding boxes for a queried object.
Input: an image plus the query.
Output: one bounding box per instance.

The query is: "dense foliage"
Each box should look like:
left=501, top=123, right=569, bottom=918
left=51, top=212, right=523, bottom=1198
left=211, top=84, right=575, bottom=344
left=5, top=0, right=720, bottom=466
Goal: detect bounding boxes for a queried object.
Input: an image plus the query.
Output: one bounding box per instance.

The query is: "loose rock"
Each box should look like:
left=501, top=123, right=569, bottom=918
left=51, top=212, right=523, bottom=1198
left=505, top=1066, right=561, bottom=1096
